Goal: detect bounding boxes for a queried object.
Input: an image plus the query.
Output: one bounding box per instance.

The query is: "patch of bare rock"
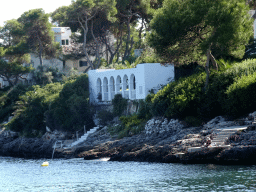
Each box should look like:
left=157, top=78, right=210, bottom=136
left=75, top=113, right=256, bottom=165
left=1, top=112, right=256, bottom=163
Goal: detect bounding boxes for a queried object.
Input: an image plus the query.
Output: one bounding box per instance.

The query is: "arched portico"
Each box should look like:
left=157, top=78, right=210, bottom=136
left=109, top=76, right=115, bottom=100
left=97, top=78, right=102, bottom=101
left=103, top=77, right=108, bottom=101
left=123, top=75, right=129, bottom=99
left=130, top=74, right=136, bottom=99
left=116, top=75, right=122, bottom=95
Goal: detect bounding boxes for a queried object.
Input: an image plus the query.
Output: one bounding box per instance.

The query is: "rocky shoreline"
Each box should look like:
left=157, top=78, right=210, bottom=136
left=1, top=113, right=256, bottom=165
left=0, top=131, right=54, bottom=158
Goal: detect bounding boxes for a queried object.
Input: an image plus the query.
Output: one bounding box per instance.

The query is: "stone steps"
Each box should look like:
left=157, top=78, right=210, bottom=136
left=210, top=126, right=247, bottom=147
left=70, top=126, right=99, bottom=147
left=187, top=126, right=247, bottom=153
left=52, top=127, right=99, bottom=149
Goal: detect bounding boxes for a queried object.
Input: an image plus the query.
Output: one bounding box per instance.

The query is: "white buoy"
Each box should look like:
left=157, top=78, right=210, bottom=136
left=41, top=161, right=49, bottom=166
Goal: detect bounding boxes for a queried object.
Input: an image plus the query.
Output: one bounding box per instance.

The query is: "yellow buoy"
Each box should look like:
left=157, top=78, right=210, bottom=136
left=41, top=161, right=49, bottom=166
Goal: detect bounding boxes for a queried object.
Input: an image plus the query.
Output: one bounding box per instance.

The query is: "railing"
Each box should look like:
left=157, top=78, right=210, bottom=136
left=75, top=125, right=87, bottom=141
left=52, top=140, right=63, bottom=159
left=51, top=122, right=95, bottom=155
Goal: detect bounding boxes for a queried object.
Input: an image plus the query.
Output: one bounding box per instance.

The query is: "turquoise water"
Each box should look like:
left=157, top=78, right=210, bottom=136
left=0, top=157, right=256, bottom=192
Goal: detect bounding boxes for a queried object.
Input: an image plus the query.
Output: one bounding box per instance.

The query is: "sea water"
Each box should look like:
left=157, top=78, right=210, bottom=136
left=0, top=157, right=255, bottom=192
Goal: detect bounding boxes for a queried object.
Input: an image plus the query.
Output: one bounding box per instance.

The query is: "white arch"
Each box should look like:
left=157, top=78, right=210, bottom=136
left=130, top=74, right=136, bottom=99
left=97, top=78, right=102, bottom=101
left=110, top=76, right=115, bottom=100
left=123, top=74, right=129, bottom=99
left=116, top=75, right=122, bottom=95
left=103, top=77, right=108, bottom=101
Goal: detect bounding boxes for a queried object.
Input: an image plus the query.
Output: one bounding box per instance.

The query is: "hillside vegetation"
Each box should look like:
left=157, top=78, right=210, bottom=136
left=2, top=59, right=256, bottom=137
left=141, top=59, right=256, bottom=125
left=0, top=74, right=94, bottom=137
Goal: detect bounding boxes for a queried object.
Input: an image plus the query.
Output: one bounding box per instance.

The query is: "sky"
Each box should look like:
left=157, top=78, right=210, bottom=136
left=0, top=0, right=72, bottom=27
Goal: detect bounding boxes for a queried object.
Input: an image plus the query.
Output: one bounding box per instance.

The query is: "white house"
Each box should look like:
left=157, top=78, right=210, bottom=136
left=52, top=27, right=71, bottom=46
left=30, top=27, right=72, bottom=71
left=30, top=27, right=95, bottom=74
left=88, top=63, right=174, bottom=104
left=0, top=77, right=9, bottom=88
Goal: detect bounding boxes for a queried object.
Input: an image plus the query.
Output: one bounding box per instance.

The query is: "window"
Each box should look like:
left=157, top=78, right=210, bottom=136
left=79, top=61, right=88, bottom=67
left=61, top=39, right=69, bottom=45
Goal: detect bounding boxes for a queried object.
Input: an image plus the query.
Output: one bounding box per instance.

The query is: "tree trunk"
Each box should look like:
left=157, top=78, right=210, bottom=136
left=91, top=21, right=101, bottom=69
left=123, top=17, right=131, bottom=62
left=204, top=48, right=211, bottom=92
left=39, top=44, right=43, bottom=70
left=79, top=16, right=95, bottom=70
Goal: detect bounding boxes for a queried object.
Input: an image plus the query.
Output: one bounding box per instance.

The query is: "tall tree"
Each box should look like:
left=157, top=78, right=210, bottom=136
left=0, top=19, right=24, bottom=47
left=0, top=59, right=32, bottom=86
left=52, top=0, right=117, bottom=69
left=18, top=9, right=61, bottom=71
left=148, top=0, right=253, bottom=90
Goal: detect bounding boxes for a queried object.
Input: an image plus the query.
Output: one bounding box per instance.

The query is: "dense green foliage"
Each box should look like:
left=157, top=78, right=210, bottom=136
left=96, top=109, right=114, bottom=126
left=112, top=94, right=128, bottom=116
left=7, top=83, right=63, bottom=137
left=0, top=84, right=29, bottom=123
left=225, top=73, right=256, bottom=117
left=134, top=47, right=164, bottom=65
left=18, top=9, right=61, bottom=68
left=142, top=59, right=256, bottom=123
left=148, top=0, right=253, bottom=64
left=5, top=74, right=94, bottom=137
left=0, top=59, right=33, bottom=86
left=108, top=114, right=146, bottom=139
left=45, top=74, right=95, bottom=132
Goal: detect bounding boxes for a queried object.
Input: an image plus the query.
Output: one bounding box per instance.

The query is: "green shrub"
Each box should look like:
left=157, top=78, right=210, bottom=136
left=107, top=114, right=146, bottom=139
left=137, top=99, right=152, bottom=120
left=97, top=109, right=114, bottom=126
left=147, top=59, right=256, bottom=121
left=112, top=94, right=128, bottom=116
left=151, top=72, right=205, bottom=119
left=134, top=47, right=164, bottom=65
left=118, top=115, right=146, bottom=138
left=225, top=73, right=256, bottom=117
left=6, top=74, right=94, bottom=136
left=0, top=84, right=30, bottom=123
left=7, top=83, right=63, bottom=136
left=45, top=74, right=95, bottom=132
left=107, top=124, right=124, bottom=136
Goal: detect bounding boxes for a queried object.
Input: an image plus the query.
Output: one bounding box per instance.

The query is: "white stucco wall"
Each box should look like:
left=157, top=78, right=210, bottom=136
left=30, top=54, right=64, bottom=71
left=88, top=63, right=175, bottom=104
left=52, top=27, right=71, bottom=45
left=144, top=64, right=174, bottom=94
left=0, top=77, right=9, bottom=88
